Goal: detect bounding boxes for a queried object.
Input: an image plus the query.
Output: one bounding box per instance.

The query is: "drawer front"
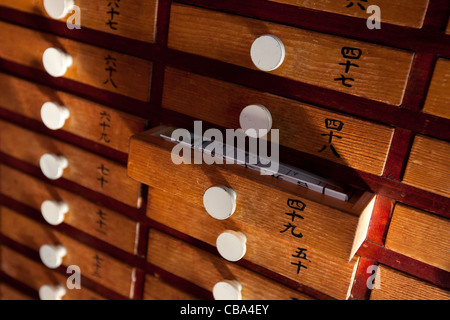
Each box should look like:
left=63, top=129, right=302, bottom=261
left=162, top=67, right=394, bottom=175
left=402, top=135, right=450, bottom=198
left=143, top=275, right=199, bottom=300
left=0, top=0, right=158, bottom=43
left=0, top=21, right=151, bottom=101
left=147, top=188, right=359, bottom=300
left=168, top=4, right=413, bottom=105
left=147, top=229, right=315, bottom=300
left=423, top=58, right=450, bottom=120
left=0, top=164, right=137, bottom=253
left=370, top=265, right=450, bottom=300
left=1, top=245, right=105, bottom=300
left=0, top=283, right=33, bottom=300
left=0, top=119, right=141, bottom=208
left=0, top=73, right=147, bottom=153
left=0, top=207, right=134, bottom=297
left=267, top=0, right=429, bottom=28
left=385, top=204, right=450, bottom=272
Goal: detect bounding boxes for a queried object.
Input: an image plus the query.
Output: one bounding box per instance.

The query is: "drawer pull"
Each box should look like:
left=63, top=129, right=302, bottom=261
left=250, top=35, right=285, bottom=71
left=216, top=230, right=247, bottom=262
left=40, top=153, right=68, bottom=180
left=41, top=102, right=70, bottom=130
left=39, top=244, right=67, bottom=269
left=203, top=185, right=237, bottom=220
left=41, top=200, right=69, bottom=226
left=39, top=284, right=67, bottom=300
left=42, top=47, right=73, bottom=78
left=43, top=0, right=75, bottom=19
left=239, top=104, right=272, bottom=138
left=213, top=280, right=242, bottom=300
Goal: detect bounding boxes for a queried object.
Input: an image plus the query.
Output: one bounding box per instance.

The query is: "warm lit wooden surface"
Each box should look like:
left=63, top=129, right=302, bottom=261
left=143, top=275, right=199, bottom=300
left=423, top=58, right=450, bottom=120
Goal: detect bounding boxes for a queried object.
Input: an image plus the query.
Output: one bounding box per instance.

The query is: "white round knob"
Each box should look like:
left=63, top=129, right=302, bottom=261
left=40, top=153, right=68, bottom=180
left=42, top=47, right=73, bottom=77
left=216, top=230, right=247, bottom=262
left=39, top=284, right=66, bottom=300
left=39, top=244, right=67, bottom=269
left=43, top=0, right=75, bottom=19
left=41, top=102, right=70, bottom=130
left=250, top=35, right=285, bottom=71
left=239, top=104, right=272, bottom=138
left=41, top=200, right=69, bottom=225
left=213, top=280, right=242, bottom=300
left=203, top=186, right=237, bottom=220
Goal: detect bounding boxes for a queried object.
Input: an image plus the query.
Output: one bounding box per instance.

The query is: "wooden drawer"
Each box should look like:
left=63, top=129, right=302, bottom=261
left=0, top=283, right=33, bottom=300
left=0, top=206, right=134, bottom=297
left=0, top=119, right=141, bottom=208
left=370, top=265, right=450, bottom=300
left=1, top=245, right=105, bottom=300
left=402, top=135, right=450, bottom=198
left=143, top=275, right=199, bottom=300
left=0, top=0, right=158, bottom=43
left=168, top=3, right=413, bottom=105
left=267, top=0, right=429, bottom=28
left=423, top=58, right=450, bottom=120
left=0, top=21, right=151, bottom=101
left=162, top=67, right=394, bottom=175
left=0, top=73, right=147, bottom=153
left=0, top=164, right=137, bottom=254
left=385, top=204, right=450, bottom=272
left=147, top=229, right=315, bottom=300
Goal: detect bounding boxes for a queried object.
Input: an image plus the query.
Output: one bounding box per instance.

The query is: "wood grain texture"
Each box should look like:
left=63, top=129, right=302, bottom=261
left=0, top=72, right=147, bottom=153
left=0, top=206, right=134, bottom=297
left=402, top=135, right=450, bottom=198
left=0, top=245, right=106, bottom=300
left=0, top=20, right=152, bottom=101
left=163, top=67, right=394, bottom=175
left=129, top=129, right=376, bottom=262
left=0, top=119, right=141, bottom=208
left=423, top=58, right=450, bottom=119
left=0, top=283, right=33, bottom=300
left=147, top=229, right=316, bottom=300
left=0, top=0, right=158, bottom=43
left=267, top=0, right=429, bottom=28
left=143, top=275, right=199, bottom=300
left=385, top=204, right=450, bottom=272
left=168, top=3, right=413, bottom=105
left=0, top=164, right=138, bottom=254
left=369, top=265, right=450, bottom=300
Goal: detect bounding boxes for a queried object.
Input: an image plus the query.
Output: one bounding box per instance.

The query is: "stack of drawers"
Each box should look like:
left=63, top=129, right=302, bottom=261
left=0, top=0, right=449, bottom=300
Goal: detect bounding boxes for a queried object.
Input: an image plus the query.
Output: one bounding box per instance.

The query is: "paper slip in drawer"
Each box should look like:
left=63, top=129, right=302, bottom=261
left=0, top=73, right=147, bottom=153
left=162, top=67, right=394, bottom=176
left=147, top=229, right=315, bottom=300
left=0, top=21, right=151, bottom=101
left=0, top=207, right=134, bottom=297
left=267, top=0, right=429, bottom=28
left=385, top=204, right=450, bottom=272
left=168, top=3, right=413, bottom=105
left=0, top=245, right=106, bottom=300
left=423, top=58, right=450, bottom=120
left=0, top=119, right=141, bottom=208
left=402, top=135, right=450, bottom=198
left=370, top=265, right=450, bottom=300
left=0, top=0, right=158, bottom=43
left=0, top=164, right=138, bottom=253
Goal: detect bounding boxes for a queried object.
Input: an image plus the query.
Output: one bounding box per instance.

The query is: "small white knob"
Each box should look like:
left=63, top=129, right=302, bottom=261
left=203, top=186, right=237, bottom=220
left=213, top=280, right=242, bottom=300
left=39, top=284, right=66, bottom=300
left=40, top=153, right=68, bottom=180
left=41, top=200, right=69, bottom=225
left=42, top=47, right=73, bottom=78
left=216, top=230, right=247, bottom=262
left=39, top=244, right=67, bottom=269
left=43, top=0, right=75, bottom=19
left=250, top=35, right=285, bottom=71
left=41, top=102, right=70, bottom=130
left=239, top=104, right=272, bottom=138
